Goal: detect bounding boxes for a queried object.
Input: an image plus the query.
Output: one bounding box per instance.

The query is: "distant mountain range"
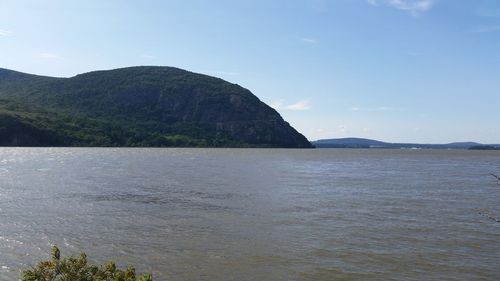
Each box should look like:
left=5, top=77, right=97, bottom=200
left=312, top=138, right=500, bottom=150
left=0, top=66, right=311, bottom=148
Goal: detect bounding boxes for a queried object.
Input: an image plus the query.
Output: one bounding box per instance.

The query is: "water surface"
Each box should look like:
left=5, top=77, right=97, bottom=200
left=0, top=148, right=499, bottom=280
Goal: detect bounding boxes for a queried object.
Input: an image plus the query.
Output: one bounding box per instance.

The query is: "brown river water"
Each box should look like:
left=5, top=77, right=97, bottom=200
left=0, top=148, right=499, bottom=280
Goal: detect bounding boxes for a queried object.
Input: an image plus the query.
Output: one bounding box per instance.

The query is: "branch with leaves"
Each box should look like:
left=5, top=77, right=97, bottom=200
left=21, top=246, right=152, bottom=281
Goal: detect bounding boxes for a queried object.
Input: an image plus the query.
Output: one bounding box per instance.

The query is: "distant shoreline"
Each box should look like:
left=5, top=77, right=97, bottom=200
left=312, top=137, right=500, bottom=150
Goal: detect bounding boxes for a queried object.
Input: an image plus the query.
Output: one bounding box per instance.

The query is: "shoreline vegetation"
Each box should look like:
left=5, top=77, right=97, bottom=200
left=0, top=66, right=311, bottom=148
left=312, top=138, right=500, bottom=150
left=21, top=246, right=152, bottom=281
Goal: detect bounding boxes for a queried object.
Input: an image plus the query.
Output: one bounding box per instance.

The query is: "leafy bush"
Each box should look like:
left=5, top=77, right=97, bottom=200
left=21, top=246, right=152, bottom=281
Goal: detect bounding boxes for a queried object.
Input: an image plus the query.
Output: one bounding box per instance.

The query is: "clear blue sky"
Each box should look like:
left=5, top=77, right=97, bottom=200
left=1, top=0, right=499, bottom=143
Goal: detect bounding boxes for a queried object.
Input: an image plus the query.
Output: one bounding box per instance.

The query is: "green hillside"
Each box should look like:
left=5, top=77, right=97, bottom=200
left=0, top=66, right=311, bottom=147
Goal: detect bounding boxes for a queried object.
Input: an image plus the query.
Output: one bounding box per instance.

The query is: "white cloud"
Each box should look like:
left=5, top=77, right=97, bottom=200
left=285, top=100, right=311, bottom=111
left=300, top=37, right=318, bottom=44
left=386, top=0, right=434, bottom=14
left=469, top=25, right=500, bottom=33
left=39, top=53, right=61, bottom=59
left=368, top=0, right=435, bottom=15
left=271, top=99, right=312, bottom=111
left=0, top=29, right=12, bottom=36
left=270, top=100, right=284, bottom=110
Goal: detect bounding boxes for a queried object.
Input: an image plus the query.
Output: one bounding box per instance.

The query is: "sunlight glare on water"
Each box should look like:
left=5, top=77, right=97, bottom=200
left=0, top=148, right=499, bottom=280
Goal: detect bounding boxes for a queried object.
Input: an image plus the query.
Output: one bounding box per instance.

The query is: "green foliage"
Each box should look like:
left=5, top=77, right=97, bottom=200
left=21, top=246, right=152, bottom=281
left=0, top=66, right=312, bottom=148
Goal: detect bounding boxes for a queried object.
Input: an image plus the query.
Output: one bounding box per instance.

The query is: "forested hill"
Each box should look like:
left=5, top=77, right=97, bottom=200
left=312, top=138, right=499, bottom=149
left=0, top=66, right=312, bottom=148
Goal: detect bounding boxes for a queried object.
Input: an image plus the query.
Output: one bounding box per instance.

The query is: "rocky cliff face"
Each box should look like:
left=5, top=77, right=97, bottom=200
left=0, top=66, right=312, bottom=148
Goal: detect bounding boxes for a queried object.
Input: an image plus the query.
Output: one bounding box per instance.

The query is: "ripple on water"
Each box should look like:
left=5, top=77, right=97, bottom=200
left=0, top=148, right=499, bottom=280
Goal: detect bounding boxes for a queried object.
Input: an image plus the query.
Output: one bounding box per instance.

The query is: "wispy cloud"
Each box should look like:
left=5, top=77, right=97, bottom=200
left=270, top=100, right=284, bottom=110
left=469, top=25, right=500, bottom=33
left=300, top=37, right=318, bottom=44
left=286, top=100, right=311, bottom=111
left=388, top=0, right=434, bottom=13
left=271, top=99, right=312, bottom=111
left=39, top=53, right=62, bottom=59
left=0, top=29, right=12, bottom=36
left=368, top=0, right=435, bottom=15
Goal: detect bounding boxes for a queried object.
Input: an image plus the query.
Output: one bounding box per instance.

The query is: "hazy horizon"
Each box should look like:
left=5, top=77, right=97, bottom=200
left=1, top=0, right=499, bottom=143
left=312, top=136, right=500, bottom=144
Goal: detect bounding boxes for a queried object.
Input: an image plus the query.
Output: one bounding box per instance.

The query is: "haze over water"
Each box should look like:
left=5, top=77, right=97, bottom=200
left=1, top=148, right=499, bottom=280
